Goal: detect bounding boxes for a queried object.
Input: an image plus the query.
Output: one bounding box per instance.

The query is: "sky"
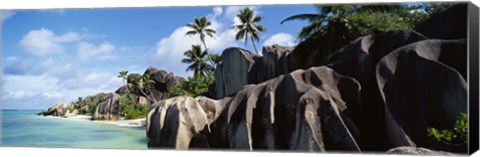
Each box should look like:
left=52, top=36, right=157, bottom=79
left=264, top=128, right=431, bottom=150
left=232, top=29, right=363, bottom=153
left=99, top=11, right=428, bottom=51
left=1, top=5, right=316, bottom=109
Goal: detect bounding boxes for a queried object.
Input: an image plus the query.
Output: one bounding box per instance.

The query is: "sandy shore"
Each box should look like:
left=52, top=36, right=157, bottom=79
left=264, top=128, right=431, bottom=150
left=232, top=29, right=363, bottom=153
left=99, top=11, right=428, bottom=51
left=61, top=115, right=146, bottom=128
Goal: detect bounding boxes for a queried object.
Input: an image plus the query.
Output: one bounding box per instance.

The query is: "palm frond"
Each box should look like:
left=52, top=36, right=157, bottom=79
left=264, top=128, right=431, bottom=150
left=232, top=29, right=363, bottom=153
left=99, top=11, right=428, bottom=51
left=185, top=30, right=198, bottom=36
left=235, top=29, right=246, bottom=40
left=281, top=14, right=325, bottom=24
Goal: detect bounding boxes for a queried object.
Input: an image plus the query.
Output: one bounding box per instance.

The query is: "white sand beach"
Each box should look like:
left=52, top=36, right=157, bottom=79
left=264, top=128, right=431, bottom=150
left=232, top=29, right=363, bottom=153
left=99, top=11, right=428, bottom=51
left=61, top=115, right=146, bottom=128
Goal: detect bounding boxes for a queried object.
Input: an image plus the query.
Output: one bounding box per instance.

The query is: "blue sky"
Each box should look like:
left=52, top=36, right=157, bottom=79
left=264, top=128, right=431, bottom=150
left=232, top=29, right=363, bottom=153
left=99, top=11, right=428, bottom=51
left=1, top=5, right=316, bottom=109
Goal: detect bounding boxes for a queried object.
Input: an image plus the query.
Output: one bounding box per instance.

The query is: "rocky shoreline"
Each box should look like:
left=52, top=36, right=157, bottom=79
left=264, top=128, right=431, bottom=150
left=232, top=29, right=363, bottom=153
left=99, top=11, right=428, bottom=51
left=37, top=67, right=184, bottom=128
left=38, top=4, right=469, bottom=155
left=143, top=4, right=467, bottom=154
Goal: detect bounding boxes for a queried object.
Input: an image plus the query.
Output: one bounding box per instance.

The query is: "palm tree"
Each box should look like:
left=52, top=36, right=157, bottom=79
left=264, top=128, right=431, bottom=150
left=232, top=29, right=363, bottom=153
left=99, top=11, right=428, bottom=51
left=231, top=7, right=267, bottom=54
left=128, top=74, right=158, bottom=104
left=118, top=70, right=129, bottom=94
left=280, top=5, right=409, bottom=53
left=185, top=16, right=216, bottom=65
left=181, top=45, right=213, bottom=76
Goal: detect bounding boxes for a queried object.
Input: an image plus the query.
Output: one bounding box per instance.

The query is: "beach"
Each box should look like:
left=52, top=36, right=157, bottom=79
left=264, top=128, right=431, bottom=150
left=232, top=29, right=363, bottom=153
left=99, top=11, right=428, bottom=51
left=62, top=115, right=146, bottom=128
left=1, top=110, right=148, bottom=149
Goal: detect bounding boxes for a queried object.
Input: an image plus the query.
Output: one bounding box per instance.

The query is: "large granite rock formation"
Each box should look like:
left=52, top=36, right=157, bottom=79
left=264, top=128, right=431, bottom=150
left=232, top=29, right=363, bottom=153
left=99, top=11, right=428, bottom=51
left=39, top=67, right=182, bottom=121
left=143, top=67, right=184, bottom=102
left=214, top=48, right=262, bottom=98
left=148, top=67, right=362, bottom=151
left=92, top=93, right=121, bottom=120
left=147, top=96, right=229, bottom=149
left=205, top=5, right=468, bottom=152
left=323, top=30, right=428, bottom=150
left=376, top=39, right=467, bottom=152
left=37, top=103, right=74, bottom=117
left=82, top=92, right=108, bottom=114
left=260, top=44, right=295, bottom=82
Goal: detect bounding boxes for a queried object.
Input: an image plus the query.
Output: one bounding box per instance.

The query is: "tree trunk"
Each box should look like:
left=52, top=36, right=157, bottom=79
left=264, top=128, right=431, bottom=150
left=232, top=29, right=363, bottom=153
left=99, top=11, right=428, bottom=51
left=250, top=36, right=258, bottom=54
left=139, top=89, right=157, bottom=104
left=202, top=41, right=215, bottom=67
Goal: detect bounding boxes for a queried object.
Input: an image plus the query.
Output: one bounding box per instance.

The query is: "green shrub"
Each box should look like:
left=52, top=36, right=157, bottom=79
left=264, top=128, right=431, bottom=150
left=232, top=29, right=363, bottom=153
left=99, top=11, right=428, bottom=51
left=66, top=106, right=75, bottom=113
left=120, top=95, right=149, bottom=119
left=167, top=73, right=214, bottom=98
left=78, top=108, right=88, bottom=115
left=87, top=107, right=95, bottom=115
left=427, top=112, right=468, bottom=145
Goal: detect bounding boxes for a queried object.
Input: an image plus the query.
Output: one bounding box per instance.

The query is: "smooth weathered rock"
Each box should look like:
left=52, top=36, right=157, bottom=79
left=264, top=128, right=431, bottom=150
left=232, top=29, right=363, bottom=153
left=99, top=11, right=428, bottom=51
left=260, top=44, right=295, bottom=82
left=415, top=4, right=467, bottom=40
left=386, top=146, right=457, bottom=155
left=92, top=93, right=121, bottom=120
left=148, top=66, right=362, bottom=151
left=376, top=39, right=467, bottom=152
left=143, top=67, right=184, bottom=102
left=147, top=96, right=229, bottom=149
left=287, top=37, right=325, bottom=71
left=38, top=103, right=72, bottom=117
left=83, top=92, right=109, bottom=112
left=115, top=85, right=128, bottom=95
left=323, top=30, right=428, bottom=150
left=214, top=48, right=261, bottom=98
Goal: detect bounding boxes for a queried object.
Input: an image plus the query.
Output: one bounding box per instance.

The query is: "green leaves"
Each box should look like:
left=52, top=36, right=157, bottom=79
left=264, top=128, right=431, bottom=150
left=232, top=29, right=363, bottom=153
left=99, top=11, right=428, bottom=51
left=427, top=112, right=468, bottom=144
left=182, top=44, right=213, bottom=77
left=167, top=72, right=214, bottom=98
left=118, top=70, right=128, bottom=79
left=230, top=7, right=266, bottom=54
left=120, top=95, right=149, bottom=120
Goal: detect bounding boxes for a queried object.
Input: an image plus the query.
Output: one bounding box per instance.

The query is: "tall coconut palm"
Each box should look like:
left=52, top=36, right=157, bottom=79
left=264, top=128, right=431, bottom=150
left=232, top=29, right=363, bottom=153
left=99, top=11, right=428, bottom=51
left=185, top=16, right=216, bottom=65
left=231, top=7, right=267, bottom=54
left=181, top=45, right=213, bottom=77
left=117, top=70, right=129, bottom=94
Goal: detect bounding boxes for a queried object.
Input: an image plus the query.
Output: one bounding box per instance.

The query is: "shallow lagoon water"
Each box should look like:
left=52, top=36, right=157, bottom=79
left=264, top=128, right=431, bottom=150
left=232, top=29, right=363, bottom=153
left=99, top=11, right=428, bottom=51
left=1, top=110, right=147, bottom=149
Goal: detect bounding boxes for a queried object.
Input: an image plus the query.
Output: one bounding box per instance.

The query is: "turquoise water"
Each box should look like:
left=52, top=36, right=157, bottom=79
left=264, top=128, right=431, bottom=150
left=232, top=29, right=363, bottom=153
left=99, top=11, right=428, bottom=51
left=0, top=110, right=147, bottom=149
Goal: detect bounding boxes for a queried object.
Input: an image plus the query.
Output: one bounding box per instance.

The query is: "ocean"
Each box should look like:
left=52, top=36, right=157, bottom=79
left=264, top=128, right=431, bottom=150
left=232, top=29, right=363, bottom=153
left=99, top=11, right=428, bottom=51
left=0, top=109, right=147, bottom=149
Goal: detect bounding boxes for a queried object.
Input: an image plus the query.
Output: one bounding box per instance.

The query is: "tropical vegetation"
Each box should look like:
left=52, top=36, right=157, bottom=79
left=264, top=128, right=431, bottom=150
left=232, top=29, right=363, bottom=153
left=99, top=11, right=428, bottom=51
left=127, top=74, right=157, bottom=104
left=65, top=3, right=457, bottom=121
left=280, top=3, right=455, bottom=61
left=117, top=70, right=130, bottom=94
left=119, top=95, right=149, bottom=120
left=427, top=112, right=468, bottom=145
left=231, top=7, right=267, bottom=54
left=181, top=44, right=214, bottom=77
left=186, top=16, right=217, bottom=66
left=167, top=72, right=214, bottom=98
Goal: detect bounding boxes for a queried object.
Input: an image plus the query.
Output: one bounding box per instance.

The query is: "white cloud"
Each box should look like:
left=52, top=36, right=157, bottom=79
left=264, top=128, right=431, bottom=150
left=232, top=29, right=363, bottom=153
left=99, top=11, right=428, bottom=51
left=263, top=33, right=297, bottom=47
left=3, top=90, right=36, bottom=99
left=77, top=41, right=115, bottom=60
left=57, top=32, right=81, bottom=42
left=19, top=28, right=82, bottom=56
left=2, top=71, right=122, bottom=108
left=151, top=7, right=242, bottom=78
left=62, top=72, right=122, bottom=91
left=225, top=6, right=260, bottom=19
left=1, top=10, right=15, bottom=22
left=224, top=6, right=261, bottom=25
left=3, top=57, right=57, bottom=76
left=212, top=7, right=223, bottom=18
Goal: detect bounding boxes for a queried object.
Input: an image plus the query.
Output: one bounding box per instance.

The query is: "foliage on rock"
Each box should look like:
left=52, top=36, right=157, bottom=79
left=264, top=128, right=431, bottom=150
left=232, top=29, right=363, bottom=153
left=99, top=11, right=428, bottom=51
left=427, top=112, right=468, bottom=145
left=119, top=95, right=149, bottom=120
left=167, top=73, right=214, bottom=98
